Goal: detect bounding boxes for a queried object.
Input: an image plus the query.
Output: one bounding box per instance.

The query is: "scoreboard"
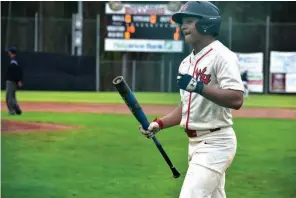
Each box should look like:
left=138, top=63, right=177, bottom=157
left=104, top=2, right=184, bottom=53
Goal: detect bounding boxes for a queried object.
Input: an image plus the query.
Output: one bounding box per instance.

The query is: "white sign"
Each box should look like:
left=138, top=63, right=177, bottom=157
left=236, top=52, right=264, bottom=93
left=105, top=2, right=183, bottom=15
left=236, top=52, right=263, bottom=73
left=270, top=51, right=296, bottom=73
left=286, top=73, right=296, bottom=93
left=104, top=39, right=183, bottom=53
left=248, top=72, right=264, bottom=93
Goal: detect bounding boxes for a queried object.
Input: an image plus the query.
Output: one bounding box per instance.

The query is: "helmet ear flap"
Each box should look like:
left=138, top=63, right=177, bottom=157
left=195, top=16, right=222, bottom=36
left=194, top=20, right=200, bottom=34
left=195, top=18, right=209, bottom=35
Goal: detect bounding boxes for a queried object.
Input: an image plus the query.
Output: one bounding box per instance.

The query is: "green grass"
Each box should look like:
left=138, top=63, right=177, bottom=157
left=2, top=112, right=296, bottom=198
left=1, top=91, right=296, bottom=108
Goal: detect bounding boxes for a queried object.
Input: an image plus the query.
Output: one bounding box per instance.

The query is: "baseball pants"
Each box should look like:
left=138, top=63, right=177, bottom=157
left=6, top=80, right=22, bottom=115
left=179, top=127, right=237, bottom=198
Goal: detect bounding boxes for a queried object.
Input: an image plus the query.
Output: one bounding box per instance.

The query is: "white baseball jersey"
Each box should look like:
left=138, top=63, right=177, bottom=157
left=179, top=40, right=244, bottom=131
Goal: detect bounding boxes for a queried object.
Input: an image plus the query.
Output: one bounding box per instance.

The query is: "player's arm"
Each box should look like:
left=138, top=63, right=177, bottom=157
left=158, top=104, right=182, bottom=129
left=16, top=64, right=23, bottom=85
left=201, top=87, right=243, bottom=110
left=177, top=76, right=244, bottom=110
left=177, top=55, right=244, bottom=110
left=140, top=104, right=182, bottom=138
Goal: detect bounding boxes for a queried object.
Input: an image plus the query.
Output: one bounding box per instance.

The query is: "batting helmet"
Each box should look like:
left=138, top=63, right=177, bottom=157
left=8, top=47, right=17, bottom=54
left=172, top=1, right=221, bottom=36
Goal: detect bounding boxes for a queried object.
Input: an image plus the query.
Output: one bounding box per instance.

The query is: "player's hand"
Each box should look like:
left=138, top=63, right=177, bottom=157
left=139, top=122, right=160, bottom=138
left=177, top=73, right=204, bottom=94
left=139, top=118, right=164, bottom=139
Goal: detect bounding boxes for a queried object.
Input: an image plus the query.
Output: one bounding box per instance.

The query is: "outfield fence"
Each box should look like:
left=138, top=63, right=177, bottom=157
left=2, top=16, right=296, bottom=55
left=1, top=16, right=296, bottom=93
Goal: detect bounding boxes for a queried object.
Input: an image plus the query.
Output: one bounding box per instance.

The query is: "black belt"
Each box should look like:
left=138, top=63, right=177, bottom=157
left=185, top=128, right=221, bottom=138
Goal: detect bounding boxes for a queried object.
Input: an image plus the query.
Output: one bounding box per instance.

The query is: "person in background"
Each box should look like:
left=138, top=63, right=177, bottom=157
left=5, top=47, right=23, bottom=115
left=241, top=69, right=249, bottom=97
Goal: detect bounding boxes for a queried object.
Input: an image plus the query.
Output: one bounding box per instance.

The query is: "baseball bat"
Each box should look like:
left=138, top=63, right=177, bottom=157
left=112, top=76, right=180, bottom=179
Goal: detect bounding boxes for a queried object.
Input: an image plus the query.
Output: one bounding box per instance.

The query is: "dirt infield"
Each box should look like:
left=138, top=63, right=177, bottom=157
left=1, top=101, right=296, bottom=133
left=1, top=120, right=78, bottom=133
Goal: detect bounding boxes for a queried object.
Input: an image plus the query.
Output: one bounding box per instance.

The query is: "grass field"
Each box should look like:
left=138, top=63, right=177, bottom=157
left=2, top=112, right=296, bottom=198
left=1, top=91, right=296, bottom=198
left=1, top=91, right=296, bottom=108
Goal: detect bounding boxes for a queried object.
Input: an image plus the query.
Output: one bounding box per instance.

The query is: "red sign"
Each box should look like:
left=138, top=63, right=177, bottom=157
left=271, top=73, right=286, bottom=91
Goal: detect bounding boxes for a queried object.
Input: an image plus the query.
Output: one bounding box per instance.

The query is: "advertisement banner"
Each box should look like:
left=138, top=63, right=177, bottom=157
left=286, top=73, right=296, bottom=93
left=270, top=51, right=296, bottom=73
left=270, top=73, right=286, bottom=92
left=105, top=2, right=183, bottom=15
left=104, top=38, right=183, bottom=53
left=236, top=52, right=264, bottom=93
left=236, top=52, right=263, bottom=73
left=248, top=72, right=264, bottom=92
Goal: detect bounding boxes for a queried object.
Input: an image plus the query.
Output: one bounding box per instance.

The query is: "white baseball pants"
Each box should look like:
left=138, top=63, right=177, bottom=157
left=179, top=127, right=237, bottom=198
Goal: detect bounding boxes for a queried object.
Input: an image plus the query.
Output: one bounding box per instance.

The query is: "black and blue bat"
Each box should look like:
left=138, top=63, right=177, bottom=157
left=112, top=76, right=180, bottom=179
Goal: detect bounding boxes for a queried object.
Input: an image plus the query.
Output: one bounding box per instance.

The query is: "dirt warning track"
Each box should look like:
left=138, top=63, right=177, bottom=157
left=1, top=101, right=295, bottom=133
left=1, top=101, right=296, bottom=119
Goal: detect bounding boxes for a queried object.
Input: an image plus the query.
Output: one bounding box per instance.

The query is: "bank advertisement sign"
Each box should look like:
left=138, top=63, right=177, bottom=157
left=104, top=39, right=183, bottom=53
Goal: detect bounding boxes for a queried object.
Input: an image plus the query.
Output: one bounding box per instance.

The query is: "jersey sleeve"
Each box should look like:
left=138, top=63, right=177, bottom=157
left=215, top=54, right=245, bottom=92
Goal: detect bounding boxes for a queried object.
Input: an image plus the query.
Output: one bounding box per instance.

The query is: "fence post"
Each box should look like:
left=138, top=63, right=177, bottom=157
left=228, top=16, right=233, bottom=50
left=34, top=12, right=39, bottom=52
left=160, top=55, right=165, bottom=92
left=38, top=1, right=43, bottom=52
left=132, top=60, right=136, bottom=91
left=122, top=53, right=127, bottom=80
left=71, top=14, right=75, bottom=55
left=96, top=14, right=100, bottom=91
left=77, top=1, right=83, bottom=56
left=264, top=16, right=271, bottom=94
left=168, top=60, right=172, bottom=92
left=5, top=1, right=12, bottom=50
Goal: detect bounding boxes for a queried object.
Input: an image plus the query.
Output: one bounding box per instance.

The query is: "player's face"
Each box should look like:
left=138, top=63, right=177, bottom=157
left=181, top=17, right=200, bottom=44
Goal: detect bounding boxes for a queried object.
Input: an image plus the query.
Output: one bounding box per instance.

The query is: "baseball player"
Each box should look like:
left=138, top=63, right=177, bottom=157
left=5, top=47, right=23, bottom=115
left=241, top=69, right=249, bottom=97
left=139, top=1, right=244, bottom=198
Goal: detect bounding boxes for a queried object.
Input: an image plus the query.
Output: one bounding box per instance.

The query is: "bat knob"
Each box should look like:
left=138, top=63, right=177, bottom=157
left=113, top=76, right=124, bottom=85
left=171, top=167, right=181, bottom=178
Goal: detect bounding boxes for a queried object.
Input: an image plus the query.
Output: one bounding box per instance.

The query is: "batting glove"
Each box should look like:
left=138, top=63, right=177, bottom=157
left=139, top=118, right=164, bottom=139
left=177, top=73, right=204, bottom=94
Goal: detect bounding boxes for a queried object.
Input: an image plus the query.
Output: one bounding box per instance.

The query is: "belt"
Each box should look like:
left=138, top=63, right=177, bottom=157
left=185, top=128, right=221, bottom=138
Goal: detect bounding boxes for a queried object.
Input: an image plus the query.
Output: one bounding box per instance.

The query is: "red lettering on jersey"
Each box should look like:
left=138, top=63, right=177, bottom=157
left=194, top=67, right=212, bottom=85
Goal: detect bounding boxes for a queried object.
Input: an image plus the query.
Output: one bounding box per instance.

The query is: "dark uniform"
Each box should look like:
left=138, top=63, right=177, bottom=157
left=241, top=70, right=249, bottom=97
left=5, top=47, right=23, bottom=115
left=241, top=71, right=248, bottom=82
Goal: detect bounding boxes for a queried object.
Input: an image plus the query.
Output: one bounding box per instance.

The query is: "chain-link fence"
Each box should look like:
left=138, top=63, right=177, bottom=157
left=2, top=16, right=296, bottom=56
left=1, top=16, right=296, bottom=92
left=1, top=17, right=97, bottom=55
left=99, top=60, right=180, bottom=92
